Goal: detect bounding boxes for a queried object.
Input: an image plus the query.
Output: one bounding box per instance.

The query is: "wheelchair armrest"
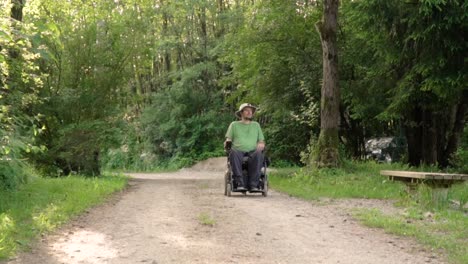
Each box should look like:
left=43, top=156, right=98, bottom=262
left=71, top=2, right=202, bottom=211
left=224, top=141, right=232, bottom=154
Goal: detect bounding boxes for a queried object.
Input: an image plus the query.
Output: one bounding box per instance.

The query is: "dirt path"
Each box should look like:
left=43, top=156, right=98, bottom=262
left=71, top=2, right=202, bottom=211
left=6, top=158, right=446, bottom=264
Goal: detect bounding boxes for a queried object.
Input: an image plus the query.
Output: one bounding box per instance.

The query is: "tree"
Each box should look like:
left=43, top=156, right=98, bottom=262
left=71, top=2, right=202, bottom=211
left=313, top=0, right=340, bottom=167
left=343, top=0, right=468, bottom=167
left=28, top=0, right=140, bottom=175
left=0, top=0, right=43, bottom=188
left=219, top=0, right=323, bottom=164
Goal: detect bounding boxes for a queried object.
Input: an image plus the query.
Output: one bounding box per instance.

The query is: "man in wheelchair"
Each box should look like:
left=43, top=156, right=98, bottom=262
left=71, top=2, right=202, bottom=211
left=224, top=103, right=265, bottom=192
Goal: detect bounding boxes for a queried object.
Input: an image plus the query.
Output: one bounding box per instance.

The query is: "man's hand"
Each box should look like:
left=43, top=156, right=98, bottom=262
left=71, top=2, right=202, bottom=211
left=256, top=141, right=265, bottom=152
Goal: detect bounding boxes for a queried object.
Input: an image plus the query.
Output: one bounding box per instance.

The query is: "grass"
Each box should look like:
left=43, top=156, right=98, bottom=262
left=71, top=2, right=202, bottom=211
left=269, top=161, right=468, bottom=264
left=198, top=183, right=210, bottom=189
left=0, top=173, right=128, bottom=260
left=198, top=212, right=216, bottom=226
left=269, top=162, right=407, bottom=200
left=354, top=208, right=467, bottom=264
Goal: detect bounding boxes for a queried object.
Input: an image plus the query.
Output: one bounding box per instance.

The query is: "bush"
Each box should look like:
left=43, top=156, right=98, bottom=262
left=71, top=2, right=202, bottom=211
left=451, top=148, right=468, bottom=173
left=263, top=114, right=312, bottom=166
left=450, top=125, right=468, bottom=173
left=141, top=87, right=231, bottom=168
left=0, top=160, right=28, bottom=190
left=0, top=123, right=37, bottom=189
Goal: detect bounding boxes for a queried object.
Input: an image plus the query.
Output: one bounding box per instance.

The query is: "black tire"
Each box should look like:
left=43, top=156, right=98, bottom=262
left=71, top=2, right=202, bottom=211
left=224, top=172, right=229, bottom=196
left=262, top=178, right=268, bottom=197
left=226, top=183, right=232, bottom=197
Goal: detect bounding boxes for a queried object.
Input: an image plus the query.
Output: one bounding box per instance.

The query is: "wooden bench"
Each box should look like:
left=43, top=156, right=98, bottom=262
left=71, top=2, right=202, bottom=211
left=380, top=170, right=468, bottom=202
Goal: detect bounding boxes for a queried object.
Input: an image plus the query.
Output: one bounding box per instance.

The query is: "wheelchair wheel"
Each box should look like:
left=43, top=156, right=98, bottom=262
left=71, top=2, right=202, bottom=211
left=224, top=172, right=228, bottom=196
left=262, top=177, right=268, bottom=197
left=225, top=171, right=232, bottom=197
left=226, top=182, right=232, bottom=197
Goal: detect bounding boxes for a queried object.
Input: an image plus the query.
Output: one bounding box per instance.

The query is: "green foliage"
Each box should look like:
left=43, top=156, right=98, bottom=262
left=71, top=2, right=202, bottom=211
left=24, top=0, right=140, bottom=175
left=0, top=173, right=128, bottom=259
left=50, top=121, right=121, bottom=176
left=0, top=119, right=39, bottom=189
left=1, top=0, right=467, bottom=181
left=342, top=0, right=467, bottom=115
left=340, top=0, right=468, bottom=166
left=141, top=86, right=231, bottom=168
left=450, top=125, right=468, bottom=173
left=0, top=1, right=46, bottom=189
left=220, top=1, right=322, bottom=164
left=99, top=0, right=241, bottom=170
left=0, top=157, right=29, bottom=190
left=262, top=112, right=312, bottom=165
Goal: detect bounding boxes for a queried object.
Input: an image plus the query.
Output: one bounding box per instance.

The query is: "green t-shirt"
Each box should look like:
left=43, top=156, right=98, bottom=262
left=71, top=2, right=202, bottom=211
left=225, top=121, right=265, bottom=152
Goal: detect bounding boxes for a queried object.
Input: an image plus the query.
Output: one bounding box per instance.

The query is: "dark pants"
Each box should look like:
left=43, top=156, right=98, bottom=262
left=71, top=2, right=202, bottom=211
left=229, top=149, right=264, bottom=188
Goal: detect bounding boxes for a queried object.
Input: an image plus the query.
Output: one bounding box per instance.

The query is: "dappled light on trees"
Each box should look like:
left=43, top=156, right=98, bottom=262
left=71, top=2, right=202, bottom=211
left=0, top=0, right=466, bottom=188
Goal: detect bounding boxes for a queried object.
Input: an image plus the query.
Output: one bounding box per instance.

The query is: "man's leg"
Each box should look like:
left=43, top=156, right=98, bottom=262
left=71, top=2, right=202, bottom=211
left=229, top=150, right=245, bottom=188
left=247, top=150, right=264, bottom=189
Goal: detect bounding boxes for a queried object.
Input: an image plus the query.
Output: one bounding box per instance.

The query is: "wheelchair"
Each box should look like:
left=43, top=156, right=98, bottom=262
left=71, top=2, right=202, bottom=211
left=224, top=141, right=269, bottom=197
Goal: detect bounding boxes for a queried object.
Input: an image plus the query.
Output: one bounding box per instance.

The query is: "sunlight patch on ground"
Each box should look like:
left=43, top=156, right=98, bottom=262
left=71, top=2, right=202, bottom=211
left=51, top=230, right=117, bottom=264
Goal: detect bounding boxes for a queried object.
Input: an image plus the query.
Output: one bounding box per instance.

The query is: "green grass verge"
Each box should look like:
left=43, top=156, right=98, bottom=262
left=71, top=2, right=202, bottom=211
left=0, top=174, right=128, bottom=260
left=354, top=208, right=467, bottom=264
left=269, top=162, right=468, bottom=264
left=269, top=162, right=407, bottom=200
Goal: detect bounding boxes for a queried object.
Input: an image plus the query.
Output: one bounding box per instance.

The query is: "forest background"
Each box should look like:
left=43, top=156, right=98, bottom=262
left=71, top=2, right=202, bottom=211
left=1, top=0, right=467, bottom=189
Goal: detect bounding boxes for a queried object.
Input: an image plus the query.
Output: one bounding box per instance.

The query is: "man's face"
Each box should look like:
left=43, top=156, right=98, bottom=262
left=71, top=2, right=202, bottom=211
left=241, top=107, right=254, bottom=119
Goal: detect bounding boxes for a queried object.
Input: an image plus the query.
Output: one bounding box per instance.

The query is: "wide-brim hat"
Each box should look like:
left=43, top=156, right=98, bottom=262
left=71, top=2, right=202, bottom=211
left=235, top=103, right=257, bottom=118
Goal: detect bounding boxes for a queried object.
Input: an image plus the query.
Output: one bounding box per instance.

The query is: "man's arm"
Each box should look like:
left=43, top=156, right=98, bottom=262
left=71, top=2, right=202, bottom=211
left=225, top=122, right=234, bottom=149
left=256, top=122, right=265, bottom=151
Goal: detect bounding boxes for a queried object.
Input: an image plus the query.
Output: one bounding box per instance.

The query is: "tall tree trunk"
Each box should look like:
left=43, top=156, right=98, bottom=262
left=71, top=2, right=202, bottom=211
left=405, top=116, right=422, bottom=166
left=440, top=93, right=468, bottom=167
left=161, top=0, right=172, bottom=86
left=313, top=0, right=340, bottom=167
left=198, top=5, right=210, bottom=92
left=8, top=0, right=24, bottom=60
left=216, top=0, right=225, bottom=38
left=405, top=105, right=431, bottom=166
left=421, top=109, right=438, bottom=165
left=11, top=0, right=24, bottom=22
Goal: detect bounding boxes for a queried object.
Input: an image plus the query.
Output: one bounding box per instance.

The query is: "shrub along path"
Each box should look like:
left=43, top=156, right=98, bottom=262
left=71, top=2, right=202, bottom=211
left=5, top=158, right=446, bottom=264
